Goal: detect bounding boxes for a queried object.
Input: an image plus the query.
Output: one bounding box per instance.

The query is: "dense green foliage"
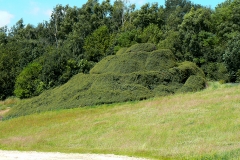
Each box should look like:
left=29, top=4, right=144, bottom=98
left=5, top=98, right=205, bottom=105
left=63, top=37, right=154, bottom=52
left=14, top=62, right=43, bottom=98
left=5, top=43, right=205, bottom=118
left=0, top=0, right=239, bottom=100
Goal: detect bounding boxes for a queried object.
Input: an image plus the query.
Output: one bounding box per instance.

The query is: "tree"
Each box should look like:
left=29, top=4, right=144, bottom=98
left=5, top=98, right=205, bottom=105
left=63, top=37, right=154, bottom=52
left=212, top=0, right=240, bottom=62
left=164, top=0, right=193, bottom=21
left=213, top=0, right=240, bottom=39
left=223, top=33, right=240, bottom=82
left=133, top=3, right=164, bottom=30
left=111, top=0, right=126, bottom=31
left=140, top=23, right=163, bottom=44
left=158, top=30, right=182, bottom=60
left=8, top=18, right=25, bottom=38
left=0, top=46, right=19, bottom=100
left=179, top=7, right=215, bottom=65
left=0, top=26, right=8, bottom=45
left=14, top=62, right=43, bottom=99
left=83, top=25, right=111, bottom=62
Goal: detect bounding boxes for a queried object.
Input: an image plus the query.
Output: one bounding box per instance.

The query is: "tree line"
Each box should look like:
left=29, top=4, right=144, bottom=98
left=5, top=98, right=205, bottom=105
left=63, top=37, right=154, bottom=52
left=0, top=0, right=239, bottom=100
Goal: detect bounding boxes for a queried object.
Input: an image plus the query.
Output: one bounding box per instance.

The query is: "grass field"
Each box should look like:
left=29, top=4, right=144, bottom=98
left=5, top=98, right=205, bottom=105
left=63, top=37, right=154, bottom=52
left=1, top=82, right=240, bottom=159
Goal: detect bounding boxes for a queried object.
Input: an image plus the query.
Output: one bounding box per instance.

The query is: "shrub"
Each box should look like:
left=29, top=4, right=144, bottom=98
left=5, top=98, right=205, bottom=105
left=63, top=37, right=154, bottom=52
left=172, top=61, right=205, bottom=83
left=125, top=43, right=157, bottom=53
left=90, top=53, right=147, bottom=74
left=153, top=83, right=183, bottom=96
left=14, top=62, right=44, bottom=99
left=145, top=49, right=176, bottom=71
left=7, top=43, right=206, bottom=118
left=201, top=62, right=229, bottom=82
left=90, top=47, right=177, bottom=74
left=178, top=75, right=206, bottom=92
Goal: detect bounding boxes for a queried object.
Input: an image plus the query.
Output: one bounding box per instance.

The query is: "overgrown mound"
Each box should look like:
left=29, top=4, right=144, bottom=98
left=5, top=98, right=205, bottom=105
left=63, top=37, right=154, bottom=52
left=6, top=43, right=206, bottom=118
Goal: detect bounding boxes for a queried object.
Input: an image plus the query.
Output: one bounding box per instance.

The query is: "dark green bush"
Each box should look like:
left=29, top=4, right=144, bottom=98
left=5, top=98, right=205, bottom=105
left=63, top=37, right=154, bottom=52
left=14, top=62, right=44, bottom=99
left=90, top=53, right=147, bottom=74
left=201, top=62, right=229, bottom=82
left=90, top=47, right=177, bottom=74
left=154, top=83, right=183, bottom=96
left=125, top=43, right=157, bottom=53
left=178, top=75, right=206, bottom=92
left=6, top=43, right=206, bottom=118
left=145, top=49, right=176, bottom=71
left=170, top=61, right=205, bottom=83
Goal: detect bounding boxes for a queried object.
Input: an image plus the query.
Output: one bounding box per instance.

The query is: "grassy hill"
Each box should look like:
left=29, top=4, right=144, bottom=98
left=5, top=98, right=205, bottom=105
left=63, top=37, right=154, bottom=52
left=5, top=43, right=206, bottom=119
left=1, top=82, right=240, bottom=159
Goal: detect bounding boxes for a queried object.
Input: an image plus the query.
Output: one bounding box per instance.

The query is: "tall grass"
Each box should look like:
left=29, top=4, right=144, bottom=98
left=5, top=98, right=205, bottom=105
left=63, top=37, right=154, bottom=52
left=0, top=97, right=18, bottom=111
left=1, top=82, right=240, bottom=159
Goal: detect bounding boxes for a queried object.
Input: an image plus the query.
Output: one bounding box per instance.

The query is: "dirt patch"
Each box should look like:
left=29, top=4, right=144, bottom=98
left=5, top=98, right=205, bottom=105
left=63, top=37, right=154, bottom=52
left=0, top=108, right=10, bottom=121
left=0, top=150, right=149, bottom=160
left=0, top=108, right=10, bottom=116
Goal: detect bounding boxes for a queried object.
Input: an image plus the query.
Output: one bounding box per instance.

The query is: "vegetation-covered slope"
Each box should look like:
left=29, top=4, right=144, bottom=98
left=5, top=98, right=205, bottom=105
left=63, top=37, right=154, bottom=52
left=5, top=43, right=205, bottom=119
left=1, top=0, right=239, bottom=100
left=1, top=83, right=240, bottom=159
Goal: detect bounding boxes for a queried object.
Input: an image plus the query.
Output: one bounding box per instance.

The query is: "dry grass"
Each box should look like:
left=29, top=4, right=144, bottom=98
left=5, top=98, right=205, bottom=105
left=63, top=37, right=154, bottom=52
left=0, top=97, right=18, bottom=106
left=0, top=98, right=18, bottom=119
left=0, top=97, right=19, bottom=114
left=1, top=82, right=240, bottom=159
left=0, top=108, right=10, bottom=117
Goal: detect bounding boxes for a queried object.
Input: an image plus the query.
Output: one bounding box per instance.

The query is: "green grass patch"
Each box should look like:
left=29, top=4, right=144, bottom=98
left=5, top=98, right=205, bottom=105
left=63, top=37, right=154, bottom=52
left=1, top=83, right=240, bottom=159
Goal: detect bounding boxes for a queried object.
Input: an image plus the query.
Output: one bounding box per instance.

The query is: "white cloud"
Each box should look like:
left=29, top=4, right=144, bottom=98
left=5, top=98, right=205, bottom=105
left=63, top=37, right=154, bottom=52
left=30, top=6, right=40, bottom=15
left=28, top=1, right=52, bottom=19
left=29, top=1, right=40, bottom=15
left=44, top=9, right=52, bottom=17
left=0, top=11, right=14, bottom=27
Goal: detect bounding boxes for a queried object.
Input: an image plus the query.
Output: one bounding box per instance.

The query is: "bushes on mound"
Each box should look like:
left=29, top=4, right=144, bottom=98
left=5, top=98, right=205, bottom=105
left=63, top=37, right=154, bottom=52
left=145, top=49, right=176, bottom=71
left=178, top=75, right=206, bottom=92
left=6, top=43, right=206, bottom=118
left=90, top=46, right=177, bottom=74
left=125, top=43, right=157, bottom=53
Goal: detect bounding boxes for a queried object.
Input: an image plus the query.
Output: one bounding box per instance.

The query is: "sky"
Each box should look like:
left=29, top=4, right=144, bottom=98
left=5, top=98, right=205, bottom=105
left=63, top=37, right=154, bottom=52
left=0, top=0, right=225, bottom=28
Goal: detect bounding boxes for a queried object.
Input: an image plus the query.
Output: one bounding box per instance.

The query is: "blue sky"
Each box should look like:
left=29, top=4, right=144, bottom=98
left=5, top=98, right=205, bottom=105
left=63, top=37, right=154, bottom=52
left=0, top=0, right=225, bottom=28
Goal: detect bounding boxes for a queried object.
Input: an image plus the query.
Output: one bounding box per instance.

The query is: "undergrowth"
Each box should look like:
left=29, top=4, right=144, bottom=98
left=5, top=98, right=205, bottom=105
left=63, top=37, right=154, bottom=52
left=5, top=43, right=206, bottom=119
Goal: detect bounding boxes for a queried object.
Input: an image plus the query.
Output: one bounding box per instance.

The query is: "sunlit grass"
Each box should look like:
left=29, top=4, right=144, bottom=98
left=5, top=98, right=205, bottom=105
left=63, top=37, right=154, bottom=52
left=1, top=82, right=240, bottom=159
left=0, top=97, right=19, bottom=110
left=0, top=97, right=18, bottom=117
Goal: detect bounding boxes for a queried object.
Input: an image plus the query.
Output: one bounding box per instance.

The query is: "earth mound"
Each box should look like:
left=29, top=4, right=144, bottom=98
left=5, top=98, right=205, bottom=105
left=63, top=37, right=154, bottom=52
left=6, top=43, right=206, bottom=118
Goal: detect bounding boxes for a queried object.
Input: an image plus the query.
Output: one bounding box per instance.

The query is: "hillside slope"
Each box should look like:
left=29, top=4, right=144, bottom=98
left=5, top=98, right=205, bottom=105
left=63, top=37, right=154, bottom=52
left=5, top=43, right=205, bottom=118
left=1, top=83, right=240, bottom=159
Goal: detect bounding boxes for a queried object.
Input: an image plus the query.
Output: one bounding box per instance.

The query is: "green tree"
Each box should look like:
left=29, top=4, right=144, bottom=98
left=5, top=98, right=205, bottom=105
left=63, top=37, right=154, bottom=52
left=213, top=0, right=240, bottom=39
left=0, top=46, right=19, bottom=100
left=83, top=25, right=110, bottom=62
left=140, top=23, right=163, bottom=44
left=0, top=26, right=8, bottom=45
left=14, top=62, right=43, bottom=99
left=179, top=7, right=215, bottom=64
left=164, top=0, right=196, bottom=28
left=212, top=0, right=240, bottom=61
left=133, top=3, right=164, bottom=30
left=158, top=30, right=182, bottom=60
left=8, top=18, right=25, bottom=38
left=223, top=33, right=240, bottom=82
